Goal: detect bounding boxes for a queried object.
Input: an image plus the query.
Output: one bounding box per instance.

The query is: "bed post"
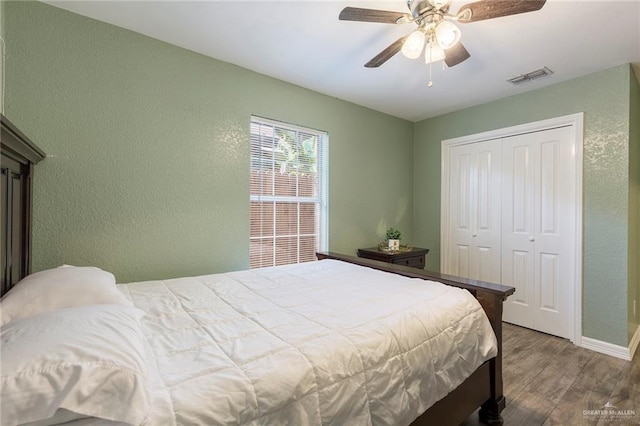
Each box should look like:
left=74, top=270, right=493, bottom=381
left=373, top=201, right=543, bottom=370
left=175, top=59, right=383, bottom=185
left=476, top=291, right=506, bottom=425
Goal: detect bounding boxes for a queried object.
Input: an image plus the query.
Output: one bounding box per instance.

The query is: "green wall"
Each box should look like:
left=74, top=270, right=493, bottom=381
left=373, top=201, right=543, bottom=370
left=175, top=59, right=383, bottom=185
left=414, top=64, right=634, bottom=346
left=4, top=1, right=414, bottom=283
left=629, top=67, right=640, bottom=342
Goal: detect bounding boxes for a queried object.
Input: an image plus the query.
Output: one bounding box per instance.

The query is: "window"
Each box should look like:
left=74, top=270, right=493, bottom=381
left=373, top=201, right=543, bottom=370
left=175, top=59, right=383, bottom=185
left=249, top=116, right=328, bottom=269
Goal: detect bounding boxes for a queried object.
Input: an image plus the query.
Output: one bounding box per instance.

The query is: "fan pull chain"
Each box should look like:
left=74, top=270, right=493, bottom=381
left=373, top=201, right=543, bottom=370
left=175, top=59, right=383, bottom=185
left=427, top=42, right=434, bottom=88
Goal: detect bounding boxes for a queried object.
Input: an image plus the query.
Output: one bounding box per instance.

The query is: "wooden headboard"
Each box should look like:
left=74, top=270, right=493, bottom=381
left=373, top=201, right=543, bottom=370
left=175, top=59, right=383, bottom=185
left=1, top=114, right=46, bottom=297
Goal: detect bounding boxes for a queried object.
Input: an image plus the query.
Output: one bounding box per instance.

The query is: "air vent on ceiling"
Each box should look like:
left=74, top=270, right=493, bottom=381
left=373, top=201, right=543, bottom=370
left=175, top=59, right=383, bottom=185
left=507, top=66, right=553, bottom=85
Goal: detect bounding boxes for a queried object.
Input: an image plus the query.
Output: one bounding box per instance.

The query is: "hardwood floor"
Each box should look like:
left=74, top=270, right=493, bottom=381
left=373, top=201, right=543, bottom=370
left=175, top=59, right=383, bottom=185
left=462, top=323, right=640, bottom=425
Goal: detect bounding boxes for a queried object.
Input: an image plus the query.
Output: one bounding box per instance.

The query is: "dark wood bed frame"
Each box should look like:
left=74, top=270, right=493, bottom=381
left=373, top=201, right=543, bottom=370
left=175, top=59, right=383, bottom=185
left=317, top=252, right=515, bottom=426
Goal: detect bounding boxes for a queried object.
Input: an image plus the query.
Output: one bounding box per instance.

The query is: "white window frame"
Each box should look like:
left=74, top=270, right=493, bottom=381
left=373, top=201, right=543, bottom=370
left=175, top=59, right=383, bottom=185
left=249, top=116, right=328, bottom=268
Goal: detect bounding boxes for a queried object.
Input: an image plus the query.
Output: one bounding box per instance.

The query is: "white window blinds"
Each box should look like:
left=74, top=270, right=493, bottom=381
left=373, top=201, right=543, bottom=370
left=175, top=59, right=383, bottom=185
left=249, top=116, right=328, bottom=269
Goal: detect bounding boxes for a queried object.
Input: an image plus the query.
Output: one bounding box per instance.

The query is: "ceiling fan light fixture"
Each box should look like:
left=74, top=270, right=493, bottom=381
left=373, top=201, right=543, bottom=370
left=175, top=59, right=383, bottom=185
left=435, top=20, right=461, bottom=49
left=401, top=29, right=426, bottom=59
left=424, top=41, right=445, bottom=64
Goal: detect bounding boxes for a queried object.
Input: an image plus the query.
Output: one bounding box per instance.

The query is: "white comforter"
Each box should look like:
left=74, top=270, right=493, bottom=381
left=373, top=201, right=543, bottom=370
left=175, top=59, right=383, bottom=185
left=119, top=259, right=497, bottom=426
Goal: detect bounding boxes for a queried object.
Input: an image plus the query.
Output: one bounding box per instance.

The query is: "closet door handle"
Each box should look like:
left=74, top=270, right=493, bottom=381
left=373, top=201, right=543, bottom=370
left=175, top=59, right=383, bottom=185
left=472, top=233, right=477, bottom=238
left=529, top=236, right=535, bottom=242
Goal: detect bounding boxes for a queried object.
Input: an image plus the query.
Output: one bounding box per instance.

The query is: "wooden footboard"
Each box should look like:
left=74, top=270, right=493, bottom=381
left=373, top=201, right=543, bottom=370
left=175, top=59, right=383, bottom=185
left=316, top=252, right=515, bottom=425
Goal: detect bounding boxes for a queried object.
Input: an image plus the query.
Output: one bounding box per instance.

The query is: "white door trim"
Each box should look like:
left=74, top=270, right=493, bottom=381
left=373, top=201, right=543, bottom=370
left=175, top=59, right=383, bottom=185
left=440, top=113, right=584, bottom=344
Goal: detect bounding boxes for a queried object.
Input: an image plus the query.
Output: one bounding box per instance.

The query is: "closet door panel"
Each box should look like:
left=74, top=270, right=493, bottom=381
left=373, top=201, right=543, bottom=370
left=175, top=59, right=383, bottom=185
left=476, top=247, right=493, bottom=282
left=503, top=127, right=575, bottom=339
left=502, top=134, right=536, bottom=324
left=510, top=250, right=530, bottom=305
left=539, top=141, right=558, bottom=235
left=532, top=127, right=575, bottom=338
left=447, top=141, right=501, bottom=282
left=536, top=138, right=560, bottom=314
left=470, top=142, right=502, bottom=283
left=539, top=253, right=559, bottom=311
left=455, top=245, right=470, bottom=278
left=511, top=145, right=531, bottom=233
left=448, top=147, right=473, bottom=277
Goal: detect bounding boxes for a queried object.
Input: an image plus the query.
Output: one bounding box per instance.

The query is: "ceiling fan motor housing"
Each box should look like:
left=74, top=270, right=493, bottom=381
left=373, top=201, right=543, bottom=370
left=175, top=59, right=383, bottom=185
left=408, top=0, right=450, bottom=24
left=408, top=0, right=434, bottom=19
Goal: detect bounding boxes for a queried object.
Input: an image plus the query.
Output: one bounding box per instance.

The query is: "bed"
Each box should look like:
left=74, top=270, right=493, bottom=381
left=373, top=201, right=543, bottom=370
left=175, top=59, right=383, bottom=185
left=0, top=118, right=515, bottom=425
left=1, top=257, right=514, bottom=426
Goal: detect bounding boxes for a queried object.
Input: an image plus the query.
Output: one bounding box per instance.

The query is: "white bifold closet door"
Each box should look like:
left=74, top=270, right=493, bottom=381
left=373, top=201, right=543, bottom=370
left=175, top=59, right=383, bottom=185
left=447, top=139, right=502, bottom=284
left=445, top=126, right=577, bottom=340
left=501, top=126, right=576, bottom=339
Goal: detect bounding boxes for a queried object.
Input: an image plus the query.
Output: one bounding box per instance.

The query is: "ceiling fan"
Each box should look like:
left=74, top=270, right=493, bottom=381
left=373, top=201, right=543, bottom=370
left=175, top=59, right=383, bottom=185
left=339, top=0, right=546, bottom=78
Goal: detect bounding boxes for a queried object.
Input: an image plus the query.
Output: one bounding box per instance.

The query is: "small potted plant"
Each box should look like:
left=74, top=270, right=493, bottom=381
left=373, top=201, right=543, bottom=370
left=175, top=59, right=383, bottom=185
left=386, top=227, right=402, bottom=251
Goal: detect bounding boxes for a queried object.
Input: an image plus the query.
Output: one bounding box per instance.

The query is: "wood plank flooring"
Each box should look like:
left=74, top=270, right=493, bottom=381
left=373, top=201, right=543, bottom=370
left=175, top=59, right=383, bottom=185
left=462, top=323, right=640, bottom=425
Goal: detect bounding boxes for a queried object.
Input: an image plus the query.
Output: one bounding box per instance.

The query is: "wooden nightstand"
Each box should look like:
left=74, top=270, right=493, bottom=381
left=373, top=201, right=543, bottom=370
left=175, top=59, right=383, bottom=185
left=357, top=247, right=429, bottom=269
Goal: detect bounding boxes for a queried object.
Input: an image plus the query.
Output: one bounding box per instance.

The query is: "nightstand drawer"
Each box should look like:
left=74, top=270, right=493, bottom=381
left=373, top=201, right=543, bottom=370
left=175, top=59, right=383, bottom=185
left=357, top=247, right=429, bottom=270
left=392, top=256, right=425, bottom=268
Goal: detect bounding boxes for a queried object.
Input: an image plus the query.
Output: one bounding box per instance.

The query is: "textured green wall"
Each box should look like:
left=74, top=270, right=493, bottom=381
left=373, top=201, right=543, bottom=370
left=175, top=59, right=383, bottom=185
left=4, top=1, right=413, bottom=283
left=629, top=67, right=640, bottom=342
left=414, top=65, right=632, bottom=346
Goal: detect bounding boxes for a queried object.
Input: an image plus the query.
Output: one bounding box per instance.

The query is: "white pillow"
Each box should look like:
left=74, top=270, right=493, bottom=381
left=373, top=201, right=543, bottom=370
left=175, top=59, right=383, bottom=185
left=0, top=265, right=131, bottom=326
left=0, top=304, right=151, bottom=426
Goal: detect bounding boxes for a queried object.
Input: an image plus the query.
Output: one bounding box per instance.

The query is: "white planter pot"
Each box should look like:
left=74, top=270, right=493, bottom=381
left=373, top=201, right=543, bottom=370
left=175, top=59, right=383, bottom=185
left=388, top=239, right=400, bottom=250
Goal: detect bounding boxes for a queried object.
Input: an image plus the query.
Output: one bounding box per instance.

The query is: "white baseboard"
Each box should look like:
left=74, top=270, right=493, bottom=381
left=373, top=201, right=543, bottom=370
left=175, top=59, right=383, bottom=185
left=581, top=327, right=640, bottom=361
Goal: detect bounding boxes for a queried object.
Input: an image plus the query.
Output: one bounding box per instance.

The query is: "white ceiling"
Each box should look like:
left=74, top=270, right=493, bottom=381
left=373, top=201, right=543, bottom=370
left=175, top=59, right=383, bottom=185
left=45, top=0, right=640, bottom=122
